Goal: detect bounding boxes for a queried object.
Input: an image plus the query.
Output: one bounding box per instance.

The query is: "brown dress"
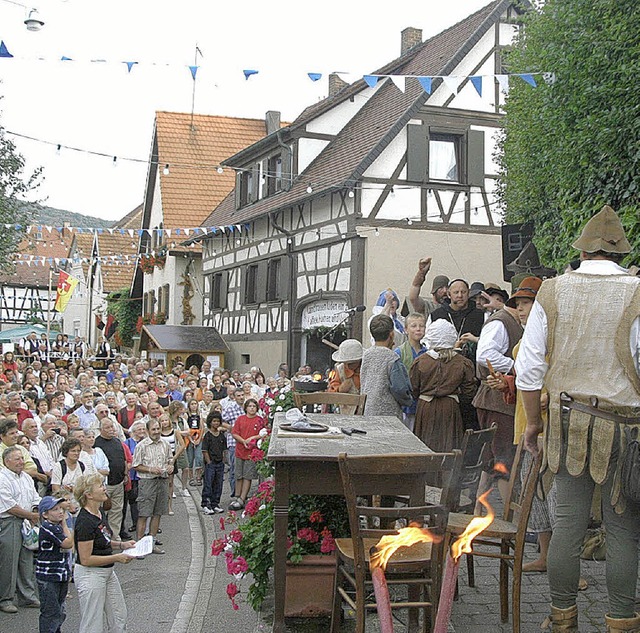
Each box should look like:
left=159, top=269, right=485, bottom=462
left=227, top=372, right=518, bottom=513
left=410, top=352, right=477, bottom=453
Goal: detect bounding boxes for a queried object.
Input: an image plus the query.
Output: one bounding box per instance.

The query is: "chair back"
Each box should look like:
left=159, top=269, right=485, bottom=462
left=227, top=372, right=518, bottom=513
left=457, top=425, right=497, bottom=511
left=293, top=391, right=367, bottom=415
left=503, top=437, right=543, bottom=529
left=337, top=451, right=462, bottom=597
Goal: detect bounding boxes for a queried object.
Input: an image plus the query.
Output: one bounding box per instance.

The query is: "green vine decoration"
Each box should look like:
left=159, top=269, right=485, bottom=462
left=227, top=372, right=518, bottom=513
left=302, top=324, right=348, bottom=340
left=106, top=287, right=141, bottom=349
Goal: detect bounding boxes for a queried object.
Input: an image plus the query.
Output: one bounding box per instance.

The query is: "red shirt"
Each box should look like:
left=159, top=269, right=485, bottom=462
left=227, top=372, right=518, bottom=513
left=233, top=414, right=264, bottom=460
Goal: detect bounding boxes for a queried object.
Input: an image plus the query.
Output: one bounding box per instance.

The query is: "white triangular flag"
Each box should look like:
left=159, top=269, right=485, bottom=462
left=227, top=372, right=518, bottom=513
left=389, top=75, right=406, bottom=93
left=442, top=75, right=462, bottom=96
left=496, top=74, right=510, bottom=93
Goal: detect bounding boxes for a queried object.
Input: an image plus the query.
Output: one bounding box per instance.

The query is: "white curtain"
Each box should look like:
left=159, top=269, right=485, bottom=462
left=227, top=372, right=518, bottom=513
left=429, top=140, right=458, bottom=181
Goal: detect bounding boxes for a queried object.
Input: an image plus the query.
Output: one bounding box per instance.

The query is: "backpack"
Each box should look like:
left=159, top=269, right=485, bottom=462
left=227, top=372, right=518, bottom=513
left=621, top=426, right=640, bottom=503
left=388, top=357, right=414, bottom=408
left=60, top=458, right=85, bottom=481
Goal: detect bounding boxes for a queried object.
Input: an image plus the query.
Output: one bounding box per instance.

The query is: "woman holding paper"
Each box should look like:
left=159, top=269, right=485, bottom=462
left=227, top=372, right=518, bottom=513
left=73, top=473, right=135, bottom=633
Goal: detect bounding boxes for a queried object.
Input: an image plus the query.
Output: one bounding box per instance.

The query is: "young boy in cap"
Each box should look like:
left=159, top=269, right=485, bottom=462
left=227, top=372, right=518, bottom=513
left=36, top=496, right=73, bottom=633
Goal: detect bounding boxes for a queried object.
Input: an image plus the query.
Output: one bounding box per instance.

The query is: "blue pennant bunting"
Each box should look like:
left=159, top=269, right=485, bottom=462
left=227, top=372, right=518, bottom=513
left=0, top=41, right=13, bottom=58
left=124, top=61, right=138, bottom=73
left=61, top=56, right=73, bottom=61
left=243, top=69, right=258, bottom=80
left=363, top=75, right=379, bottom=88
left=307, top=72, right=322, bottom=82
left=137, top=230, right=144, bottom=237
left=518, top=73, right=537, bottom=87
left=417, top=76, right=432, bottom=94
left=470, top=76, right=482, bottom=97
left=189, top=65, right=198, bottom=80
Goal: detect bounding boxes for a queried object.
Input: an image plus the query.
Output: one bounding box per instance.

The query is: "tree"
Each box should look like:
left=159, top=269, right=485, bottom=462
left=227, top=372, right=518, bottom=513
left=0, top=119, right=43, bottom=270
left=497, top=0, right=640, bottom=270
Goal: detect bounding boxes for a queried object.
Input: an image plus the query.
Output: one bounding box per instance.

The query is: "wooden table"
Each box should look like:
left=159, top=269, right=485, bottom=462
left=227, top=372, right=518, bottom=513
left=268, top=413, right=432, bottom=633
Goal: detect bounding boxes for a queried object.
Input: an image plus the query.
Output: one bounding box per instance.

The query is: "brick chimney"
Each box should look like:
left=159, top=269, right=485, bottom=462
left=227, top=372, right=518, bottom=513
left=401, top=27, right=422, bottom=55
left=328, top=73, right=348, bottom=97
left=265, top=111, right=281, bottom=135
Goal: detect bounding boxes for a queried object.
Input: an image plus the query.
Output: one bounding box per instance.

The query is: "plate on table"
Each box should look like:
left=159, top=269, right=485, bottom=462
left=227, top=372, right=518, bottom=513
left=279, top=422, right=329, bottom=433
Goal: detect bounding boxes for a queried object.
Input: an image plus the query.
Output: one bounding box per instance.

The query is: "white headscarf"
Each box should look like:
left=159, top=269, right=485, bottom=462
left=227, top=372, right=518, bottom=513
left=425, top=320, right=458, bottom=360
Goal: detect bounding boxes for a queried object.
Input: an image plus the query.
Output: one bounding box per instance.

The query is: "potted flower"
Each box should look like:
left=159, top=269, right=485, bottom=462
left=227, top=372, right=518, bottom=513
left=212, top=414, right=350, bottom=615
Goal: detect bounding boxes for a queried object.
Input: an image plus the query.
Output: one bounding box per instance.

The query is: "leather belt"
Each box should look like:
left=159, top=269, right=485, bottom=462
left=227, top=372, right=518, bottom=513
left=560, top=392, right=640, bottom=424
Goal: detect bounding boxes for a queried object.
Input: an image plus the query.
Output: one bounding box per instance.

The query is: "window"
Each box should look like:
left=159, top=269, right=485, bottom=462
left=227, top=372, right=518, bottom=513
left=244, top=264, right=258, bottom=304
left=429, top=134, right=460, bottom=182
left=239, top=170, right=255, bottom=206
left=267, top=154, right=283, bottom=195
left=73, top=320, right=80, bottom=338
left=267, top=258, right=282, bottom=301
left=241, top=354, right=251, bottom=365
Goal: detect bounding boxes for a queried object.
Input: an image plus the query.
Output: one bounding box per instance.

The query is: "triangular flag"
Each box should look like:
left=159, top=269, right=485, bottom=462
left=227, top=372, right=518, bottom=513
left=165, top=229, right=171, bottom=237
left=363, top=75, right=379, bottom=88
left=243, top=69, right=258, bottom=80
left=124, top=61, right=138, bottom=73
left=307, top=72, right=322, bottom=82
left=417, top=77, right=432, bottom=94
left=189, top=65, right=198, bottom=80
left=470, top=76, right=483, bottom=97
left=442, top=75, right=462, bottom=96
left=61, top=56, right=73, bottom=61
left=0, top=41, right=13, bottom=58
left=128, top=229, right=134, bottom=238
left=389, top=75, right=405, bottom=93
left=496, top=74, right=510, bottom=93
left=518, top=73, right=537, bottom=87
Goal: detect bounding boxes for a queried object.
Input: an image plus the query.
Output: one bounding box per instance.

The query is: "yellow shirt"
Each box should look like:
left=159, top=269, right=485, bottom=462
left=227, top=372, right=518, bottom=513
left=0, top=442, right=37, bottom=472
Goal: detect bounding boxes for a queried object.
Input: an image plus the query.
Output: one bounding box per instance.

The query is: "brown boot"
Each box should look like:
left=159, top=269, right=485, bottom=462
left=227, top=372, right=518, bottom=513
left=605, top=613, right=640, bottom=633
left=549, top=605, right=578, bottom=632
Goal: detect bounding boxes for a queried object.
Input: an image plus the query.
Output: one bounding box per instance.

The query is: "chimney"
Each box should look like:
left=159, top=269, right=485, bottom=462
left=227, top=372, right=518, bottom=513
left=328, top=73, right=348, bottom=97
left=265, top=111, right=281, bottom=135
left=401, top=27, right=422, bottom=55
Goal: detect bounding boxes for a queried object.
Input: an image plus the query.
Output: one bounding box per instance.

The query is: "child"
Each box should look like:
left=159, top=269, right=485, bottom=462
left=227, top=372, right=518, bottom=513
left=36, top=496, right=73, bottom=633
left=394, top=312, right=427, bottom=431
left=201, top=411, right=227, bottom=514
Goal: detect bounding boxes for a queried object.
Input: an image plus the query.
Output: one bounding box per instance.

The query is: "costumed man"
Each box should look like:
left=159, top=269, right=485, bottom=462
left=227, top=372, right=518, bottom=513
left=516, top=206, right=640, bottom=633
left=407, top=256, right=450, bottom=317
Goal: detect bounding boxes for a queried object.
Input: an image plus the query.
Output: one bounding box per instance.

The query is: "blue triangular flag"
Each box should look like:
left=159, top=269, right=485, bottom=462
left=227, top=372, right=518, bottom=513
left=0, top=41, right=13, bottom=58
left=243, top=69, right=258, bottom=80
left=174, top=228, right=182, bottom=235
left=61, top=56, right=73, bottom=61
left=137, top=229, right=144, bottom=237
left=96, top=228, right=103, bottom=234
left=119, top=228, right=125, bottom=235
left=124, top=61, right=138, bottom=73
left=363, top=75, right=379, bottom=88
left=307, top=72, right=322, bottom=82
left=417, top=77, right=432, bottom=94
left=470, top=76, right=483, bottom=97
left=518, top=73, right=537, bottom=87
left=189, top=65, right=198, bottom=80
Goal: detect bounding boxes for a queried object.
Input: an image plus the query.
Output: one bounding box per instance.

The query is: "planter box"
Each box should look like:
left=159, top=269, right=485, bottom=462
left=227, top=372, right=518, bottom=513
left=285, top=553, right=337, bottom=617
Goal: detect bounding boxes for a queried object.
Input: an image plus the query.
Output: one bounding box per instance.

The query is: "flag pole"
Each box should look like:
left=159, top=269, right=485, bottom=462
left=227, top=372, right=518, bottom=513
left=47, top=266, right=53, bottom=345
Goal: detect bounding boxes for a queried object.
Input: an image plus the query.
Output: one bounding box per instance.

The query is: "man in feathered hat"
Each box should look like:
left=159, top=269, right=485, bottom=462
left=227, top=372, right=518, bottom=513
left=515, top=206, right=640, bottom=633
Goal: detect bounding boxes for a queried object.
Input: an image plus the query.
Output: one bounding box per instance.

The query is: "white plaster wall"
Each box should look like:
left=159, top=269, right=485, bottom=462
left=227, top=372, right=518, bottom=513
left=297, top=138, right=330, bottom=174
left=148, top=169, right=164, bottom=230
left=224, top=339, right=287, bottom=376
left=361, top=226, right=505, bottom=314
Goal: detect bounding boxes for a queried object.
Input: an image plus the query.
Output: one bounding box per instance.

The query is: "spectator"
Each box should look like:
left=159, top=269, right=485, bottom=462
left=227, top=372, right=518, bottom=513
left=200, top=411, right=226, bottom=515
left=159, top=413, right=188, bottom=516
left=123, top=421, right=146, bottom=535
left=221, top=390, right=245, bottom=497
left=0, top=418, right=38, bottom=477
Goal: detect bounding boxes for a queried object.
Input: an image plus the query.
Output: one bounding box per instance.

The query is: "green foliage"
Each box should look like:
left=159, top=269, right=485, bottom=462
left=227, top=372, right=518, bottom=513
left=105, top=287, right=141, bottom=348
left=0, top=122, right=43, bottom=271
left=497, top=0, right=640, bottom=270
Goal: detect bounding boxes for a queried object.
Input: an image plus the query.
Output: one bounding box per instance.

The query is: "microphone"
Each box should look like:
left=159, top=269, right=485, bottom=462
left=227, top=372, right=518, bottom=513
left=344, top=305, right=366, bottom=314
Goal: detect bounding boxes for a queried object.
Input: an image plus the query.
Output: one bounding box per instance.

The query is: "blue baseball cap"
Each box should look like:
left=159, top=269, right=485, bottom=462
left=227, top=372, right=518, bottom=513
left=38, top=496, right=64, bottom=515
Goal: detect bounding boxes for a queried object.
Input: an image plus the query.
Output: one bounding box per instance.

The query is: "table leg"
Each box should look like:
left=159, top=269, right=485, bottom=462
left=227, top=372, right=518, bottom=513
left=273, top=463, right=290, bottom=633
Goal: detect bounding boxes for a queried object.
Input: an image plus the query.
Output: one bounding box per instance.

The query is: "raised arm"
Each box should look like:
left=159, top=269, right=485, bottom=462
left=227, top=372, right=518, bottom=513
left=408, top=257, right=431, bottom=314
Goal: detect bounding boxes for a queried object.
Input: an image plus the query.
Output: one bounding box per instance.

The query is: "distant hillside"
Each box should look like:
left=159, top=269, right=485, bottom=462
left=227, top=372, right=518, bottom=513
left=17, top=202, right=114, bottom=229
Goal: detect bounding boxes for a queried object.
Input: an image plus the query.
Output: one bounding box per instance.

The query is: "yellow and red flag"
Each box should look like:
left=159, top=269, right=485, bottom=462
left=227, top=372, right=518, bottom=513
left=54, top=270, right=79, bottom=313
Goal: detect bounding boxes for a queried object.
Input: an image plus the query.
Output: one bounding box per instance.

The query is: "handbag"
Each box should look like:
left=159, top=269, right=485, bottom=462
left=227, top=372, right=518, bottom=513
left=102, top=493, right=113, bottom=512
left=621, top=426, right=640, bottom=503
left=21, top=519, right=40, bottom=551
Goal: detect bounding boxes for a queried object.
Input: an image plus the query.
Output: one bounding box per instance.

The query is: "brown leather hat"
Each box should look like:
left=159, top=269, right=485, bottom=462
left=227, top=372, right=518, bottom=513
left=506, top=276, right=542, bottom=308
left=572, top=205, right=631, bottom=254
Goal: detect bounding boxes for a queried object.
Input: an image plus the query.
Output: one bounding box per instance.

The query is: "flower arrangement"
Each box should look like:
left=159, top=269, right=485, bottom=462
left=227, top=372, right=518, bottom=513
left=211, top=415, right=350, bottom=611
left=138, top=253, right=166, bottom=274
left=258, top=385, right=296, bottom=424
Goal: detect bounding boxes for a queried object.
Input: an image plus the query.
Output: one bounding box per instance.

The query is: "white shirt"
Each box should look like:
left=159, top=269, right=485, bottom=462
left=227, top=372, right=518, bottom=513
left=29, top=437, right=55, bottom=474
left=515, top=260, right=640, bottom=391
left=476, top=318, right=518, bottom=374
left=0, top=468, right=41, bottom=518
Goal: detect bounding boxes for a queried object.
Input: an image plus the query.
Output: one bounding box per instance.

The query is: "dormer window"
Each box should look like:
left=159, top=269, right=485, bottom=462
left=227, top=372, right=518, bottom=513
left=267, top=154, right=283, bottom=195
left=429, top=134, right=460, bottom=182
left=239, top=169, right=256, bottom=207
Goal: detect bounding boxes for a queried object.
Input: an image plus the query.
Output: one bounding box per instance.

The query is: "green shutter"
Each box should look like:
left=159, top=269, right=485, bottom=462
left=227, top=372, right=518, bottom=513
left=407, top=124, right=428, bottom=182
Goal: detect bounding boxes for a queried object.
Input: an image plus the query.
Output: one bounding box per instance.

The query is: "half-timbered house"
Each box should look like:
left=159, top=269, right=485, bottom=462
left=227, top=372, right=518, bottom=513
left=196, top=0, right=530, bottom=374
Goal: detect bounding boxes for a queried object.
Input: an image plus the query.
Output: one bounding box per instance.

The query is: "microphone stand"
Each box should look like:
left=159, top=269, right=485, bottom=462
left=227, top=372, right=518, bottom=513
left=321, top=312, right=353, bottom=350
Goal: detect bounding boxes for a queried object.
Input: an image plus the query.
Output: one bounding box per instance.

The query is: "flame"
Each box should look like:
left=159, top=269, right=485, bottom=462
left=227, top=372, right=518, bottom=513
left=493, top=462, right=509, bottom=475
left=370, top=525, right=442, bottom=571
left=450, top=490, right=494, bottom=562
left=328, top=369, right=337, bottom=381
left=313, top=373, right=323, bottom=381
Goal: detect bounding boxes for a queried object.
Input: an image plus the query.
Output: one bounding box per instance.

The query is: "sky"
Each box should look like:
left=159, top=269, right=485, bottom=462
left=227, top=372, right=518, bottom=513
left=0, top=0, right=495, bottom=223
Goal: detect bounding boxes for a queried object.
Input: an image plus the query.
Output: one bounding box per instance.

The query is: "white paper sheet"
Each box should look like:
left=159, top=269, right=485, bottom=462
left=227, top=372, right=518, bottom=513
left=122, top=535, right=153, bottom=558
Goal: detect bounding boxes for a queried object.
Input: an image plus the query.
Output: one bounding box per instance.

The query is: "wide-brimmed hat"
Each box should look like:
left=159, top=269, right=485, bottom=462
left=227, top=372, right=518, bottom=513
left=506, top=276, right=543, bottom=308
left=485, top=284, right=509, bottom=304
left=468, top=282, right=484, bottom=298
left=332, top=339, right=364, bottom=363
left=572, top=205, right=631, bottom=254
left=431, top=275, right=450, bottom=294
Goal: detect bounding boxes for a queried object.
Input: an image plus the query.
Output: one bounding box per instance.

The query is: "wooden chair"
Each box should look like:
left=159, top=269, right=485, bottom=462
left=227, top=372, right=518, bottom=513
left=330, top=450, right=463, bottom=633
left=444, top=437, right=543, bottom=633
left=293, top=391, right=367, bottom=415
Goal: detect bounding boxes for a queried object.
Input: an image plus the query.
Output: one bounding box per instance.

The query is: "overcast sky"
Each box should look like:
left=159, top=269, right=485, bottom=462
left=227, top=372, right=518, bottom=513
left=0, top=0, right=494, bottom=222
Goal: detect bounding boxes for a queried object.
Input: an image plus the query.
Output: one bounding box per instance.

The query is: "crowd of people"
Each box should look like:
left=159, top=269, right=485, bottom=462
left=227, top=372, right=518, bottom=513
left=1, top=206, right=639, bottom=633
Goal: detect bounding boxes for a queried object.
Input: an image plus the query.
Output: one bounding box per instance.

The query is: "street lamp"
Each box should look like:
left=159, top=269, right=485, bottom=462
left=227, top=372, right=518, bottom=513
left=24, top=8, right=44, bottom=30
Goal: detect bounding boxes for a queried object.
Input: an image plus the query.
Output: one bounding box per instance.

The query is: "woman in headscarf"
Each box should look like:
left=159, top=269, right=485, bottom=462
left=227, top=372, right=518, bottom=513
left=410, top=320, right=477, bottom=453
left=369, top=289, right=406, bottom=347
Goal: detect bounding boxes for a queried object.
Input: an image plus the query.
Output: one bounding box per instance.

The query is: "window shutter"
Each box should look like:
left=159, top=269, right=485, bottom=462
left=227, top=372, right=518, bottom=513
left=219, top=271, right=228, bottom=310
left=407, top=124, right=428, bottom=182
left=279, top=255, right=291, bottom=300
left=235, top=172, right=242, bottom=209
left=256, top=261, right=268, bottom=303
left=467, top=129, right=485, bottom=187
left=251, top=165, right=260, bottom=203
left=240, top=266, right=247, bottom=306
left=260, top=159, right=268, bottom=198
